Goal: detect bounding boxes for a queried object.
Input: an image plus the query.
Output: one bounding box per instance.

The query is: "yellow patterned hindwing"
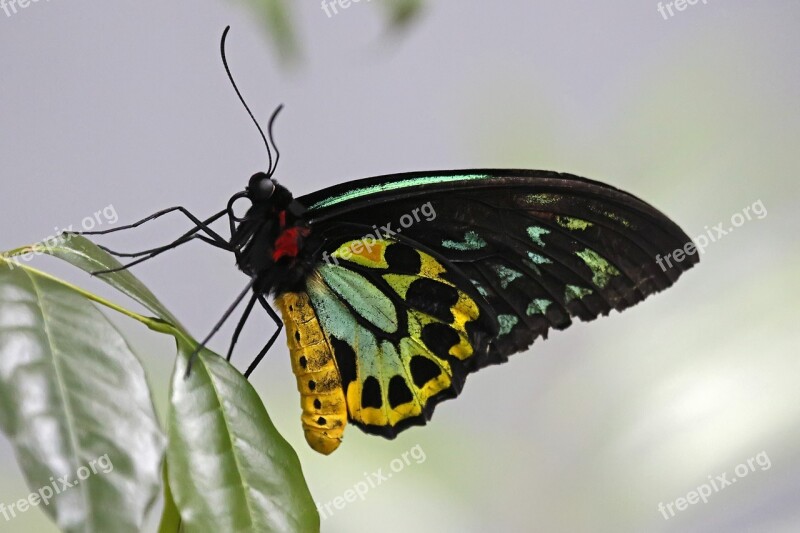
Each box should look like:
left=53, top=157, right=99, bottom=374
left=277, top=238, right=495, bottom=453
left=305, top=238, right=495, bottom=441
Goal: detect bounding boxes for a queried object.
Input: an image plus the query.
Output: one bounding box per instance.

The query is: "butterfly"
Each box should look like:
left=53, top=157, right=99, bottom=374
left=88, top=27, right=698, bottom=455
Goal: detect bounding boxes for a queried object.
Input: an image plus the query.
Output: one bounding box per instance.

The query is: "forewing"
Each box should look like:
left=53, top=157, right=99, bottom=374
left=300, top=169, right=697, bottom=360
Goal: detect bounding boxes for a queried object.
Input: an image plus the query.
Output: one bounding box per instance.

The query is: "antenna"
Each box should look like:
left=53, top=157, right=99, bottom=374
left=266, top=104, right=284, bottom=177
left=220, top=26, right=273, bottom=173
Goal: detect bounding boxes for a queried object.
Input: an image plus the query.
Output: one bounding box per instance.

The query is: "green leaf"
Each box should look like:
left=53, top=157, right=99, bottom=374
left=31, top=236, right=320, bottom=532
left=41, top=235, right=182, bottom=327
left=158, top=460, right=182, bottom=533
left=0, top=263, right=165, bottom=532
left=167, top=343, right=319, bottom=533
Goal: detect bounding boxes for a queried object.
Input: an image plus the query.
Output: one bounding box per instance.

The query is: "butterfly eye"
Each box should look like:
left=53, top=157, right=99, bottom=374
left=248, top=172, right=276, bottom=201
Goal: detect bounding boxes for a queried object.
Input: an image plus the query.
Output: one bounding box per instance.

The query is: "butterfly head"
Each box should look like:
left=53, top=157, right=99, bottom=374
left=241, top=173, right=300, bottom=215
left=247, top=172, right=276, bottom=202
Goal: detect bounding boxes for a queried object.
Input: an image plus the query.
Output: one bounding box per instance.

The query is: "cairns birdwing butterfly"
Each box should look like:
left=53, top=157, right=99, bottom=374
left=84, top=27, right=698, bottom=455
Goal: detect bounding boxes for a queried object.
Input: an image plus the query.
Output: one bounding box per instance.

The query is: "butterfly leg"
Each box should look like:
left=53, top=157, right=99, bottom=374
left=98, top=233, right=227, bottom=259
left=76, top=206, right=227, bottom=241
left=98, top=207, right=227, bottom=257
left=225, top=292, right=259, bottom=363
left=91, top=234, right=231, bottom=275
left=243, top=296, right=283, bottom=379
left=185, top=278, right=256, bottom=378
left=89, top=210, right=231, bottom=274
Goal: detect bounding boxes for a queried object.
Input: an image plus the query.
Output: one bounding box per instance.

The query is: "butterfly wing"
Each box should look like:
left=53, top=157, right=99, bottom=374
left=299, top=169, right=697, bottom=361
left=277, top=237, right=498, bottom=453
left=283, top=169, right=697, bottom=452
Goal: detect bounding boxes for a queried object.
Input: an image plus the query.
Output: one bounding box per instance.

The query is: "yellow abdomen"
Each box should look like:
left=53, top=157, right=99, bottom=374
left=274, top=292, right=348, bottom=455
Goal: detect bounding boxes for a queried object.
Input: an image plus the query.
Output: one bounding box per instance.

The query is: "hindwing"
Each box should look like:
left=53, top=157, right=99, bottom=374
left=283, top=237, right=497, bottom=445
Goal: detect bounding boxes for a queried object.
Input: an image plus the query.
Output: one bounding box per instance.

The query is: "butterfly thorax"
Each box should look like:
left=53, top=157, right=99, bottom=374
left=230, top=182, right=318, bottom=295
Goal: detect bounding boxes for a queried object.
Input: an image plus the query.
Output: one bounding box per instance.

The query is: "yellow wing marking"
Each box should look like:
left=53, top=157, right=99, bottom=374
left=331, top=239, right=388, bottom=268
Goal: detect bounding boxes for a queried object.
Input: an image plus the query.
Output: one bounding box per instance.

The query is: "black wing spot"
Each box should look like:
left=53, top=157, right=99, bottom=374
left=438, top=269, right=461, bottom=286
left=384, top=243, right=422, bottom=273
left=362, top=376, right=383, bottom=409
left=406, top=278, right=459, bottom=323
left=330, top=336, right=357, bottom=388
left=465, top=320, right=493, bottom=356
left=388, top=375, right=414, bottom=408
left=421, top=323, right=461, bottom=361
left=410, top=355, right=443, bottom=388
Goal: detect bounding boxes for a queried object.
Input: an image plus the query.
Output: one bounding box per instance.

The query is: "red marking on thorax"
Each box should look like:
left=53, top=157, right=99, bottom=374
left=272, top=210, right=310, bottom=261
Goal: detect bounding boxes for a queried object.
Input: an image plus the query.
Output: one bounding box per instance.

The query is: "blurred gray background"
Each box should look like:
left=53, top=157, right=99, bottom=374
left=1, top=1, right=798, bottom=531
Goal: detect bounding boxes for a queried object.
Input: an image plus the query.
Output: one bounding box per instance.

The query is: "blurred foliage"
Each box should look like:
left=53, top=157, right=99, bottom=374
left=382, top=0, right=424, bottom=28
left=236, top=0, right=299, bottom=61
left=234, top=0, right=425, bottom=63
